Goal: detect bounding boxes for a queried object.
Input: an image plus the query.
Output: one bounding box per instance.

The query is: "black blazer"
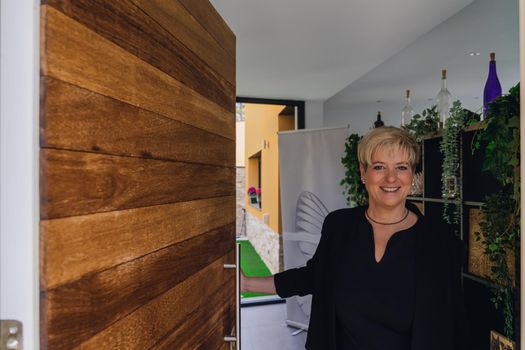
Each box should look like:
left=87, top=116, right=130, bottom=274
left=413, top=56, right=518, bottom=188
left=274, top=202, right=467, bottom=350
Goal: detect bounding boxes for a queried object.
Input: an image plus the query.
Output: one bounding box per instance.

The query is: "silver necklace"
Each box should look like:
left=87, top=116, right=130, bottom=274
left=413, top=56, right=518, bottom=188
left=365, top=208, right=409, bottom=225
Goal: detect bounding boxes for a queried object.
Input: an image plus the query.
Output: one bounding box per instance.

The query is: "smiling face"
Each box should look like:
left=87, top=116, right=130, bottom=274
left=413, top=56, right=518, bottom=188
left=360, top=146, right=414, bottom=211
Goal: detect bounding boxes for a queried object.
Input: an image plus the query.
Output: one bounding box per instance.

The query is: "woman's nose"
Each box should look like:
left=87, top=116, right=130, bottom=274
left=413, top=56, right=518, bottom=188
left=386, top=169, right=397, bottom=181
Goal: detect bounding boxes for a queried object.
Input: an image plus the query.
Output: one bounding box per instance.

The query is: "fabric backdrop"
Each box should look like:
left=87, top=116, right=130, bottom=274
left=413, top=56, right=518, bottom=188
left=278, top=126, right=349, bottom=330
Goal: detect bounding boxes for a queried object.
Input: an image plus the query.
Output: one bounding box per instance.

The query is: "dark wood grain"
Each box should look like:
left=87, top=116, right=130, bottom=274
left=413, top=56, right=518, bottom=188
left=41, top=225, right=234, bottom=350
left=41, top=196, right=235, bottom=289
left=41, top=6, right=234, bottom=140
left=131, top=0, right=235, bottom=86
left=40, top=1, right=236, bottom=348
left=44, top=0, right=234, bottom=111
left=41, top=77, right=235, bottom=167
left=40, top=149, right=235, bottom=219
left=153, top=302, right=232, bottom=350
left=73, top=256, right=235, bottom=349
left=179, top=0, right=236, bottom=59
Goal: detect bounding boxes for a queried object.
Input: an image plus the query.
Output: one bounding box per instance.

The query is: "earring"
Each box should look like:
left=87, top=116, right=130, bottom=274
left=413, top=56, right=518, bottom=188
left=361, top=178, right=366, bottom=184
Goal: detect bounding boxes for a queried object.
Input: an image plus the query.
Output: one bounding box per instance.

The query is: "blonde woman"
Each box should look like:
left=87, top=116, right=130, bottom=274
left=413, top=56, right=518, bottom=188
left=242, top=126, right=466, bottom=350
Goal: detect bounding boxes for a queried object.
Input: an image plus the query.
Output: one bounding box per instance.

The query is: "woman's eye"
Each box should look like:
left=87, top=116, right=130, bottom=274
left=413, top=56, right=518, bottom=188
left=397, top=165, right=409, bottom=171
left=373, top=165, right=384, bottom=171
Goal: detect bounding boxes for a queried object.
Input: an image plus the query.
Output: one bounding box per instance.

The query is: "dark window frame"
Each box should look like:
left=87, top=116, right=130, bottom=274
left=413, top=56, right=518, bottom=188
left=236, top=97, right=305, bottom=129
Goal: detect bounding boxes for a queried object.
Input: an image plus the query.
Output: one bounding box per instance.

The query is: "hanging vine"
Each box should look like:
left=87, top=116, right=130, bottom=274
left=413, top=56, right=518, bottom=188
left=440, top=100, right=465, bottom=227
left=340, top=133, right=367, bottom=207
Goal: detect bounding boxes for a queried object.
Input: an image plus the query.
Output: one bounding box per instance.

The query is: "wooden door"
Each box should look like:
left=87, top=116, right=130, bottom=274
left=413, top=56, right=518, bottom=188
left=39, top=0, right=236, bottom=349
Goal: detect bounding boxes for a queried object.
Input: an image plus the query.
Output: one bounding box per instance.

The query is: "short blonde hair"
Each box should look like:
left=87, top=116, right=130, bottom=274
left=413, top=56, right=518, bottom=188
left=358, top=126, right=420, bottom=168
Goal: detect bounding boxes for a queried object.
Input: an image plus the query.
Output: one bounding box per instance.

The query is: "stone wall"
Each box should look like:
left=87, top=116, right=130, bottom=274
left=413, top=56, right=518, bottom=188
left=237, top=166, right=281, bottom=274
left=236, top=167, right=246, bottom=236
left=245, top=210, right=280, bottom=274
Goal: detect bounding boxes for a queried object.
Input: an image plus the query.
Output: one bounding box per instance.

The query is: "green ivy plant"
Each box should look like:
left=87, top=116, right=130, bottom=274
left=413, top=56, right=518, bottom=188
left=474, top=84, right=520, bottom=202
left=403, top=105, right=440, bottom=141
left=473, top=83, right=520, bottom=339
left=478, top=192, right=518, bottom=338
left=340, top=133, right=367, bottom=207
left=440, top=100, right=465, bottom=226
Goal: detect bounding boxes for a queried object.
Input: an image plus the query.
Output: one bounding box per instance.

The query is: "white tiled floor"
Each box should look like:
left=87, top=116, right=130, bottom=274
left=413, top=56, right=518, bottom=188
left=241, top=302, right=307, bottom=350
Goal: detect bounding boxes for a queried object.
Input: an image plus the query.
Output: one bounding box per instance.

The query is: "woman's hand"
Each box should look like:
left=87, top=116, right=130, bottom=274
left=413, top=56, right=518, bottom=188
left=240, top=270, right=277, bottom=295
left=240, top=270, right=249, bottom=293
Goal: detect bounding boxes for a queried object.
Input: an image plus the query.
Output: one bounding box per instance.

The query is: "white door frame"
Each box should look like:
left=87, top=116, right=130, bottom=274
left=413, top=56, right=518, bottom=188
left=0, top=0, right=40, bottom=349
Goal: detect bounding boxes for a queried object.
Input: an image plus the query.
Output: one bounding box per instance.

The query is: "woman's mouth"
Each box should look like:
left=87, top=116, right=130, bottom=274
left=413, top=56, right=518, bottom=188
left=380, top=186, right=401, bottom=193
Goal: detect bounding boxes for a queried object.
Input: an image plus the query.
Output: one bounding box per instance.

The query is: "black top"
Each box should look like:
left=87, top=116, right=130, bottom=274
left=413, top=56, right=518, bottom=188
left=335, top=218, right=418, bottom=350
left=274, top=203, right=467, bottom=350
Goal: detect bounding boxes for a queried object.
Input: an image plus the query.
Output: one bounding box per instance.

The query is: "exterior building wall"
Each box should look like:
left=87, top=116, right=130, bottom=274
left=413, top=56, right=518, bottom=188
left=243, top=104, right=294, bottom=273
left=244, top=103, right=283, bottom=231
left=277, top=114, right=295, bottom=233
left=236, top=120, right=245, bottom=167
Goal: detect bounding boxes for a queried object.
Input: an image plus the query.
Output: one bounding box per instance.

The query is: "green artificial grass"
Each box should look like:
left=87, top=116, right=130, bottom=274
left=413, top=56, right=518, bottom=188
left=237, top=239, right=273, bottom=298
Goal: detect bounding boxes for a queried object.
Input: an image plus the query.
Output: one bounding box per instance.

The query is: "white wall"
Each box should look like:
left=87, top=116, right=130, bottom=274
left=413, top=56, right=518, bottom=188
left=324, top=0, right=519, bottom=136
left=0, top=0, right=40, bottom=348
left=236, top=120, right=245, bottom=167
left=304, top=100, right=324, bottom=129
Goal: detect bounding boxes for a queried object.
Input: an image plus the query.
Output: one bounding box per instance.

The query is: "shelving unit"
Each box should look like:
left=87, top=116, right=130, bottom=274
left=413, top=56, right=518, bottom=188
left=407, top=127, right=508, bottom=349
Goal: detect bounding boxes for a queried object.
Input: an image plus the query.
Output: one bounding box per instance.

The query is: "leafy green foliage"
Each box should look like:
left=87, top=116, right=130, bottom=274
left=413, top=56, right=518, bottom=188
left=476, top=192, right=518, bottom=338
left=473, top=83, right=520, bottom=339
left=474, top=84, right=520, bottom=204
left=463, top=108, right=481, bottom=126
left=340, top=134, right=367, bottom=207
left=403, top=105, right=440, bottom=141
left=440, top=100, right=465, bottom=227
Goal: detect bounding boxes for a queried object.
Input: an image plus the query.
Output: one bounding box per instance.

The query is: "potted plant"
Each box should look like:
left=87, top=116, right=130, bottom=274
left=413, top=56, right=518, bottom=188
left=247, top=186, right=258, bottom=204
left=340, top=133, right=367, bottom=207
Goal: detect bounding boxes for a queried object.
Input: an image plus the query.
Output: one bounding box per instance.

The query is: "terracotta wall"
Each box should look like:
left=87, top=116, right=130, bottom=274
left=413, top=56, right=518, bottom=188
left=244, top=104, right=294, bottom=233
left=39, top=1, right=236, bottom=349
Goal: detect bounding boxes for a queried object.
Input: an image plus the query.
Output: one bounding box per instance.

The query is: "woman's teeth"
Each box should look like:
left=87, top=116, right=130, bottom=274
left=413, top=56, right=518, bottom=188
left=381, top=187, right=400, bottom=192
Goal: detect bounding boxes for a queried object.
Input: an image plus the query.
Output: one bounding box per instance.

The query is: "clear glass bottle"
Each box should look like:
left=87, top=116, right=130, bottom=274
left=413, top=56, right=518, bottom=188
left=436, top=69, right=451, bottom=127
left=401, top=89, right=413, bottom=126
left=482, top=52, right=502, bottom=120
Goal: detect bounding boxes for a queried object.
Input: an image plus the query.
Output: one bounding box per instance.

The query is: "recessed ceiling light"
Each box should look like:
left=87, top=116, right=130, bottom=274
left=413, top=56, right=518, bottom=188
left=473, top=96, right=479, bottom=100
left=427, top=98, right=433, bottom=101
left=469, top=52, right=480, bottom=56
left=376, top=99, right=382, bottom=103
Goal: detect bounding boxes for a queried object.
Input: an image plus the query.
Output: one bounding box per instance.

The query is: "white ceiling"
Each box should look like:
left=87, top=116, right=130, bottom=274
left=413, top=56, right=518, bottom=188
left=210, top=0, right=474, bottom=101
left=324, top=0, right=520, bottom=135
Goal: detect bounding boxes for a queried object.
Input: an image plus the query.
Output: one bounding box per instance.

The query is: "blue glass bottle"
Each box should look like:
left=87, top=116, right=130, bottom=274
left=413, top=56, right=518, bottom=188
left=483, top=52, right=502, bottom=119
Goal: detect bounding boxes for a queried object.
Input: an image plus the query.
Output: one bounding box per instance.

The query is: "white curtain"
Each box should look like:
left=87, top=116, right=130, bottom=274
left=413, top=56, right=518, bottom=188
left=278, top=126, right=349, bottom=330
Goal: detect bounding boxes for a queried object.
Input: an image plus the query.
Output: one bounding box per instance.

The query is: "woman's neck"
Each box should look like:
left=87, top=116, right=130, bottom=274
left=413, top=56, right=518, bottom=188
left=366, top=202, right=407, bottom=222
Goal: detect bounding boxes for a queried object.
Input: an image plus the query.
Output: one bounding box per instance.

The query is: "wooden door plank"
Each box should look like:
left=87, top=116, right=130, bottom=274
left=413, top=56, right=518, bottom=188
left=179, top=306, right=232, bottom=350
left=179, top=0, right=236, bottom=59
left=74, top=256, right=234, bottom=350
left=41, top=196, right=235, bottom=289
left=40, top=149, right=235, bottom=219
left=41, top=6, right=234, bottom=141
left=131, top=0, right=235, bottom=86
left=41, top=77, right=235, bottom=167
left=44, top=0, right=235, bottom=111
left=153, top=303, right=232, bottom=350
left=41, top=225, right=234, bottom=350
